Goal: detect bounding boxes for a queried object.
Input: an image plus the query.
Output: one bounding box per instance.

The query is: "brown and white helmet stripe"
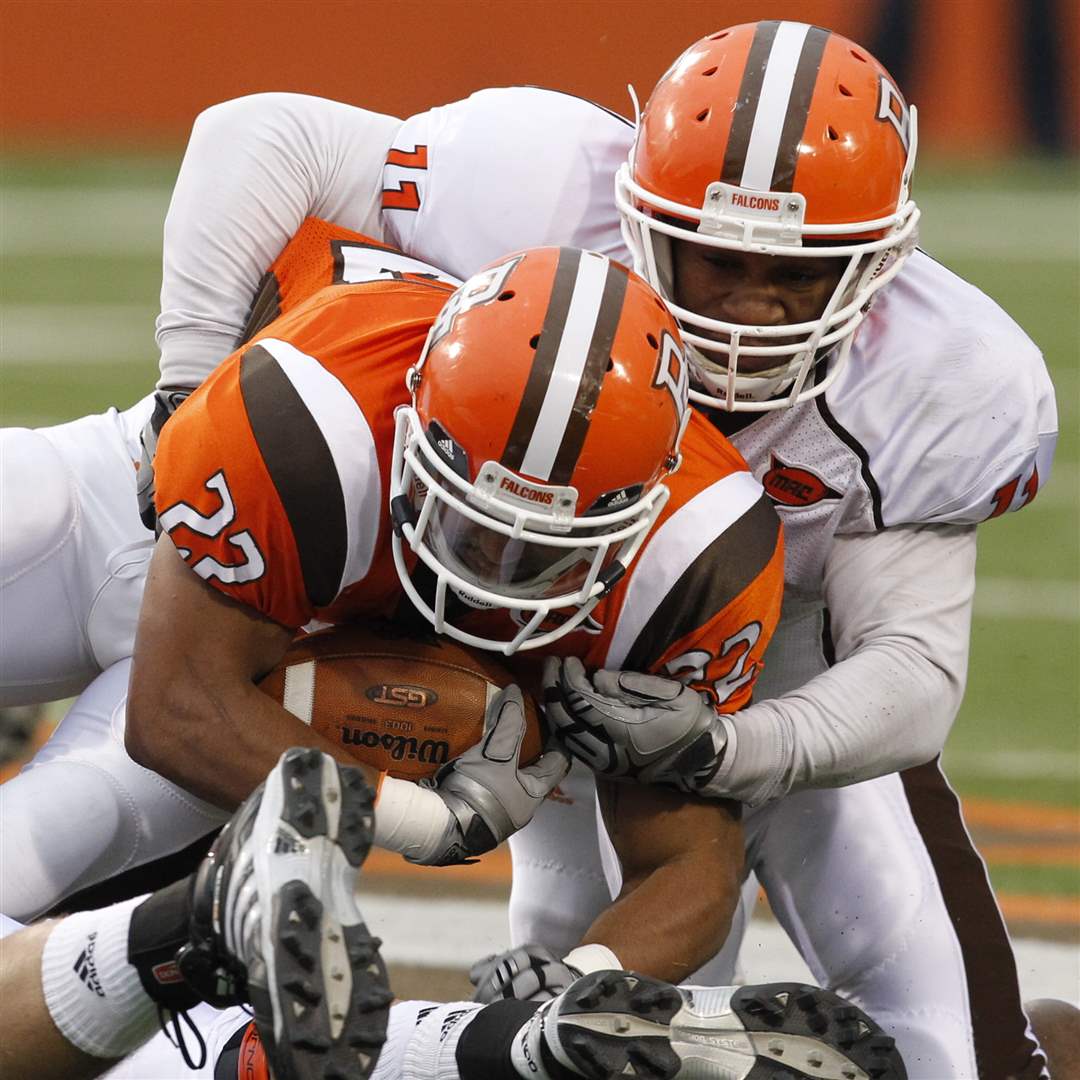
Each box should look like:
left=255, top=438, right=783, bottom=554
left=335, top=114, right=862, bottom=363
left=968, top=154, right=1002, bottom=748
left=501, top=247, right=629, bottom=486
left=722, top=21, right=832, bottom=192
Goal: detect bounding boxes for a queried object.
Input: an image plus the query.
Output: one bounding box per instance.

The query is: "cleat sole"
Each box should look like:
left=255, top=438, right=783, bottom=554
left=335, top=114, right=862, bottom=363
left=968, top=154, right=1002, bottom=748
left=253, top=751, right=388, bottom=1080
left=556, top=971, right=683, bottom=1080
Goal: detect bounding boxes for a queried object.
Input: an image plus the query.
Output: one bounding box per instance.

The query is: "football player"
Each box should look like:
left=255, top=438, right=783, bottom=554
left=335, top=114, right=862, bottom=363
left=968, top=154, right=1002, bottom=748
left=133, top=21, right=1057, bottom=1080
left=1, top=749, right=908, bottom=1080
left=0, top=21, right=1060, bottom=1078
left=3, top=229, right=785, bottom=998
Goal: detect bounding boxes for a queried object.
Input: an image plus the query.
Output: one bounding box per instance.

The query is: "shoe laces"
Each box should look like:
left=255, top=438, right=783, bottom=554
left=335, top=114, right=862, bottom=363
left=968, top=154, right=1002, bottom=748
left=156, top=1003, right=208, bottom=1071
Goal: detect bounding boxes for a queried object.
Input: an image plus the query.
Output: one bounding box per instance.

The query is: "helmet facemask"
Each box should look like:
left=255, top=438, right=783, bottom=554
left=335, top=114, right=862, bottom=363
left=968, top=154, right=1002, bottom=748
left=390, top=406, right=669, bottom=654
left=617, top=163, right=919, bottom=411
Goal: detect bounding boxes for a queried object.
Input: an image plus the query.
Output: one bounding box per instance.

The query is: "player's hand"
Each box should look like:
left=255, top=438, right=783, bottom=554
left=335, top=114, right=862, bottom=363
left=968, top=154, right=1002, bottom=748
left=417, top=685, right=570, bottom=865
left=136, top=386, right=191, bottom=531
left=469, top=944, right=581, bottom=1003
left=542, top=656, right=727, bottom=792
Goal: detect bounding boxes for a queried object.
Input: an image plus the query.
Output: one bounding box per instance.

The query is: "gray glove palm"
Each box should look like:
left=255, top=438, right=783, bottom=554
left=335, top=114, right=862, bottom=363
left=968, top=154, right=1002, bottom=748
left=469, top=944, right=581, bottom=1003
left=419, top=684, right=569, bottom=866
left=542, top=656, right=726, bottom=792
left=136, top=387, right=191, bottom=531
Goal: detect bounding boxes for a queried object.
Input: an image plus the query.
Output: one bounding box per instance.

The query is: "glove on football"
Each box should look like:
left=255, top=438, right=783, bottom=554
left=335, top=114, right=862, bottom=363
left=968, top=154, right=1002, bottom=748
left=542, top=655, right=727, bottom=792
left=416, top=684, right=570, bottom=865
left=136, top=386, right=191, bottom=531
left=469, top=944, right=582, bottom=1003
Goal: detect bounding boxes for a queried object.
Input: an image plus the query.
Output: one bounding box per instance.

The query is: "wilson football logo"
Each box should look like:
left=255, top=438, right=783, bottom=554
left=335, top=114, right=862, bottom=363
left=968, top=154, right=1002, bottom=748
left=763, top=453, right=842, bottom=507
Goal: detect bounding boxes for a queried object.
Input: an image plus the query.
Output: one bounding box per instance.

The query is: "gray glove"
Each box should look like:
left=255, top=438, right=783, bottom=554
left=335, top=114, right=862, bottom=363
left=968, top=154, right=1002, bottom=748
left=417, top=684, right=570, bottom=866
left=136, top=387, right=191, bottom=532
left=542, top=655, right=727, bottom=792
left=469, top=944, right=581, bottom=1003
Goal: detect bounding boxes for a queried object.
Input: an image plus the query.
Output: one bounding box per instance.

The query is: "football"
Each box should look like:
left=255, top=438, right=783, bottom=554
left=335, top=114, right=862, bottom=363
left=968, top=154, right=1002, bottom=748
left=259, top=623, right=544, bottom=781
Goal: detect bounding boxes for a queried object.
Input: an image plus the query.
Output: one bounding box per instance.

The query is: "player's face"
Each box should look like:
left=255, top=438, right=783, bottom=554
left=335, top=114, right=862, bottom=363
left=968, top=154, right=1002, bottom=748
left=671, top=243, right=846, bottom=373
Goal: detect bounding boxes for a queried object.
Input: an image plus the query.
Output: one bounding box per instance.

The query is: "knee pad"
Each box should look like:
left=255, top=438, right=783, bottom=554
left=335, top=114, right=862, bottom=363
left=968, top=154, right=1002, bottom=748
left=0, top=760, right=134, bottom=921
left=0, top=427, right=75, bottom=584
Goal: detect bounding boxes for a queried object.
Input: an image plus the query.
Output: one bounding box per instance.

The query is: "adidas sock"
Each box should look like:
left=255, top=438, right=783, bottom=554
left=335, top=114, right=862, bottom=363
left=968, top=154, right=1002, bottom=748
left=376, top=999, right=482, bottom=1080
left=41, top=895, right=160, bottom=1059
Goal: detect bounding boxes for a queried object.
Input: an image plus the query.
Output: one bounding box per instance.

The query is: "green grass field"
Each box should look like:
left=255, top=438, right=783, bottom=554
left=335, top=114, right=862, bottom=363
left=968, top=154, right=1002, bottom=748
left=2, top=154, right=1077, bottom=906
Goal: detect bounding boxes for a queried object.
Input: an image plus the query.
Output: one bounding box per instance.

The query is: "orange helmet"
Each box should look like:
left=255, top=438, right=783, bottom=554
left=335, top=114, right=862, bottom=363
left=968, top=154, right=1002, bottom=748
left=390, top=246, right=690, bottom=653
left=616, top=21, right=919, bottom=411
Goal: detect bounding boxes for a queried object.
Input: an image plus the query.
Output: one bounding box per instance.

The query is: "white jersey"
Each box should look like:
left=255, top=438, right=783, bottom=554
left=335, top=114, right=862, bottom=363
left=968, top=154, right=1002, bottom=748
left=156, top=86, right=1058, bottom=802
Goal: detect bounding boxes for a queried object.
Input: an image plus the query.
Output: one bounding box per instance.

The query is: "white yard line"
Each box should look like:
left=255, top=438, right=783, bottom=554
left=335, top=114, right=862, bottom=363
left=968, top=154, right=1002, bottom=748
left=916, top=190, right=1080, bottom=262
left=943, top=748, right=1080, bottom=783
left=1, top=187, right=1077, bottom=261
left=360, top=891, right=1080, bottom=1006
left=0, top=304, right=156, bottom=362
left=975, top=578, right=1080, bottom=622
left=0, top=189, right=169, bottom=256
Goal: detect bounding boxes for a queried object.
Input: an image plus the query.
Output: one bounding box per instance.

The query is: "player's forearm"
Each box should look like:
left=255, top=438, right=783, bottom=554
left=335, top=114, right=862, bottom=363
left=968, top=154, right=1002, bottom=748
left=707, top=524, right=975, bottom=805
left=157, top=93, right=400, bottom=391
left=579, top=853, right=738, bottom=983
left=587, top=781, right=743, bottom=981
left=713, top=639, right=959, bottom=803
left=126, top=682, right=375, bottom=809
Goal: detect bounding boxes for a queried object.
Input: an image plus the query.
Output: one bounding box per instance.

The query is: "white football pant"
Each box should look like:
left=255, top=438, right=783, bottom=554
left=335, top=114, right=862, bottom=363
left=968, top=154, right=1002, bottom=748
left=508, top=762, right=1039, bottom=1080
left=0, top=399, right=154, bottom=706
left=0, top=658, right=230, bottom=921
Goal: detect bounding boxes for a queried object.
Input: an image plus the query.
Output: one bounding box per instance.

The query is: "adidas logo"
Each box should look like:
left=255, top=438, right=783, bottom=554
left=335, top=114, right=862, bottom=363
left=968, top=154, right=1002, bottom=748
left=607, top=490, right=630, bottom=506
left=437, top=438, right=455, bottom=458
left=73, top=932, right=105, bottom=998
left=440, top=1008, right=470, bottom=1041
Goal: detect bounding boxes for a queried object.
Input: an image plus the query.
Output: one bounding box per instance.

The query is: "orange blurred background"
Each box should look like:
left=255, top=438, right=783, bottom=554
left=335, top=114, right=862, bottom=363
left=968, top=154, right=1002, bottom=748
left=3, top=0, right=1077, bottom=156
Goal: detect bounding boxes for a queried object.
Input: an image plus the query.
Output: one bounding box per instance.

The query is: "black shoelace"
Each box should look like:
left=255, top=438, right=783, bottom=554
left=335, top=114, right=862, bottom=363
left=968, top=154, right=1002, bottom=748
left=156, top=1003, right=208, bottom=1070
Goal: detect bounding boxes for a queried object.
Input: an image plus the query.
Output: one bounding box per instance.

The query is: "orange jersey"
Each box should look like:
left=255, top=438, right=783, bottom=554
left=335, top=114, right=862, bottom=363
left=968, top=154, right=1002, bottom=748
left=156, top=219, right=782, bottom=710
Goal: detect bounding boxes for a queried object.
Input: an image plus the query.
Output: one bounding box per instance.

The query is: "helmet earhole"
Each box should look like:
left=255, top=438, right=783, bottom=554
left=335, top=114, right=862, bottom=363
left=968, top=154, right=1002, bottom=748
left=646, top=333, right=659, bottom=349
left=695, top=108, right=710, bottom=123
left=498, top=291, right=515, bottom=301
left=827, top=126, right=839, bottom=141
left=838, top=83, right=852, bottom=97
left=529, top=333, right=540, bottom=349
left=702, top=66, right=717, bottom=77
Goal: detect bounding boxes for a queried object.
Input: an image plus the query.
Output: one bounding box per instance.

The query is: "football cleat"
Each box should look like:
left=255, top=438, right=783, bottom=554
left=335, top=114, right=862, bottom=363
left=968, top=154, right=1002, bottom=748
left=189, top=747, right=392, bottom=1080
left=540, top=971, right=906, bottom=1080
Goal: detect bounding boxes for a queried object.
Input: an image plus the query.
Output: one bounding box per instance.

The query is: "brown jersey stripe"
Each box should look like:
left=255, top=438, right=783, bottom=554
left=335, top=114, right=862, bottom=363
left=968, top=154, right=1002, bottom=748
left=239, top=344, right=347, bottom=608
left=721, top=20, right=780, bottom=184
left=624, top=492, right=781, bottom=671
left=502, top=247, right=582, bottom=471
left=899, top=761, right=1047, bottom=1078
left=548, top=262, right=629, bottom=485
left=771, top=25, right=830, bottom=191
left=237, top=270, right=283, bottom=347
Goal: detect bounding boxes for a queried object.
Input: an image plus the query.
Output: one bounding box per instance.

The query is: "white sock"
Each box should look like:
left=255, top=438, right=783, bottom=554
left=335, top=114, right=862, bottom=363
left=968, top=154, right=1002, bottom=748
left=41, top=895, right=159, bottom=1059
left=383, top=999, right=484, bottom=1080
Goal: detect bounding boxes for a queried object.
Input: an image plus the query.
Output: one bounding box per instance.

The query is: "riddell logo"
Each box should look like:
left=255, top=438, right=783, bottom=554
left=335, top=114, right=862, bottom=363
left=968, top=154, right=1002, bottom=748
left=499, top=477, right=554, bottom=504
left=73, top=932, right=105, bottom=998
left=763, top=453, right=842, bottom=507
left=731, top=192, right=781, bottom=211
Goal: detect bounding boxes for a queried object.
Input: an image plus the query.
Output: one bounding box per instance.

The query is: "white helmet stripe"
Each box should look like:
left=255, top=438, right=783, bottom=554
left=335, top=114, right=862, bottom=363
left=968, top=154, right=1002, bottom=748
left=740, top=21, right=812, bottom=190
left=519, top=250, right=613, bottom=481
